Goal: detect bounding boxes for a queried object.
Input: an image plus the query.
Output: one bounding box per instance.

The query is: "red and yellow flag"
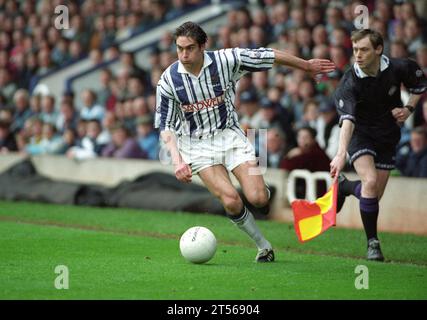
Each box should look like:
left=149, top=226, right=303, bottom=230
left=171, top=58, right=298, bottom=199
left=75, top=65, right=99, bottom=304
left=291, top=181, right=337, bottom=243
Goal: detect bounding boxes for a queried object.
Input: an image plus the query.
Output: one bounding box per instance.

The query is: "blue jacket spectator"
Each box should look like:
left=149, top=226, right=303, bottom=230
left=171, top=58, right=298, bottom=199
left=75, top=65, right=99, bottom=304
left=79, top=89, right=105, bottom=121
left=136, top=115, right=159, bottom=160
left=25, top=123, right=65, bottom=155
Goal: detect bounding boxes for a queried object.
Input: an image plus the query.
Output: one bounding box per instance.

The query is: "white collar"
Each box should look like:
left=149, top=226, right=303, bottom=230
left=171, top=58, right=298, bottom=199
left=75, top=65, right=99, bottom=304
left=177, top=52, right=212, bottom=76
left=354, top=55, right=390, bottom=78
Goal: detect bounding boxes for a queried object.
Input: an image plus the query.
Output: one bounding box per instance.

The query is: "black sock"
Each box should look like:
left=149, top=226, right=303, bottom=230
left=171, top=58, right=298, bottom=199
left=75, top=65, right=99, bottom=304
left=359, top=197, right=379, bottom=241
left=342, top=179, right=361, bottom=198
left=226, top=206, right=247, bottom=222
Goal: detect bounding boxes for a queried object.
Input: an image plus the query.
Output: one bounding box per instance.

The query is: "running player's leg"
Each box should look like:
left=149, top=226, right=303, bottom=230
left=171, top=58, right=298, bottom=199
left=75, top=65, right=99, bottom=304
left=353, top=155, right=384, bottom=261
left=232, top=160, right=271, bottom=214
left=198, top=165, right=273, bottom=261
left=198, top=164, right=242, bottom=215
left=230, top=160, right=274, bottom=261
left=376, top=169, right=390, bottom=200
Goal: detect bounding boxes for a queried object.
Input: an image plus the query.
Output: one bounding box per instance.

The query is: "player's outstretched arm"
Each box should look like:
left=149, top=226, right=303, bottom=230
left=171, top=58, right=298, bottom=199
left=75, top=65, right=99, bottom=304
left=330, top=120, right=354, bottom=179
left=160, top=131, right=192, bottom=183
left=272, top=49, right=336, bottom=77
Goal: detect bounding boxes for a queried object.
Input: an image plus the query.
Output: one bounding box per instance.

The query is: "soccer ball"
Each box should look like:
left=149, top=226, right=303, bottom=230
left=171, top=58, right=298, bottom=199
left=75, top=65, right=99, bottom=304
left=179, top=226, right=217, bottom=264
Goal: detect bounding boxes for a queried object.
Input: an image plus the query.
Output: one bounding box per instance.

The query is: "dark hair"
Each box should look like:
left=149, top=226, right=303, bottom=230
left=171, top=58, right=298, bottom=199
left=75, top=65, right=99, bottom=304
left=351, top=29, right=384, bottom=54
left=412, top=126, right=427, bottom=139
left=0, top=119, right=11, bottom=129
left=174, top=21, right=207, bottom=46
left=297, top=125, right=317, bottom=139
left=87, top=119, right=101, bottom=127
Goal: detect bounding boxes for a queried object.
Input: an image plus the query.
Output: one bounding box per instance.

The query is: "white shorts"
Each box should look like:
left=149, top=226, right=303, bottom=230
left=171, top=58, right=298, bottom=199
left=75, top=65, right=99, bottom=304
left=178, top=128, right=256, bottom=174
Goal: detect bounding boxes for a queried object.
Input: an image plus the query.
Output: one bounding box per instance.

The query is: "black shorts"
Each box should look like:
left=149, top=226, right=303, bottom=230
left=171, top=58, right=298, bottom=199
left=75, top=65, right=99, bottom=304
left=348, top=128, right=400, bottom=170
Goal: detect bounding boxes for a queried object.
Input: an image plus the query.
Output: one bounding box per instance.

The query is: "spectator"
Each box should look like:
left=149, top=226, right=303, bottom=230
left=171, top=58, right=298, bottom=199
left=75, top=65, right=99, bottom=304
left=0, top=120, right=18, bottom=153
left=120, top=51, right=147, bottom=81
left=75, top=119, right=87, bottom=147
left=136, top=115, right=159, bottom=160
left=293, top=77, right=319, bottom=123
left=265, top=127, right=288, bottom=168
left=96, top=68, right=113, bottom=108
left=312, top=25, right=328, bottom=47
left=165, top=0, right=190, bottom=21
left=280, top=126, right=331, bottom=197
left=295, top=99, right=319, bottom=130
left=404, top=18, right=425, bottom=56
left=69, top=40, right=85, bottom=63
left=390, top=40, right=409, bottom=59
left=330, top=45, right=350, bottom=72
left=315, top=99, right=340, bottom=160
left=133, top=97, right=149, bottom=118
left=36, top=48, right=56, bottom=76
left=101, top=123, right=146, bottom=159
left=22, top=116, right=43, bottom=154
left=80, top=89, right=105, bottom=121
left=98, top=111, right=116, bottom=145
left=51, top=38, right=71, bottom=67
left=252, top=71, right=269, bottom=97
left=0, top=68, right=17, bottom=104
left=238, top=89, right=262, bottom=131
left=396, top=126, right=427, bottom=178
left=104, top=45, right=121, bottom=61
left=280, top=126, right=330, bottom=172
left=89, top=48, right=104, bottom=66
left=115, top=15, right=132, bottom=42
left=11, top=89, right=32, bottom=133
left=60, top=128, right=77, bottom=155
left=126, top=77, right=145, bottom=100
left=26, top=122, right=64, bottom=155
left=67, top=119, right=105, bottom=160
left=258, top=96, right=296, bottom=148
left=416, top=45, right=427, bottom=75
left=40, top=95, right=58, bottom=126
left=56, top=100, right=79, bottom=134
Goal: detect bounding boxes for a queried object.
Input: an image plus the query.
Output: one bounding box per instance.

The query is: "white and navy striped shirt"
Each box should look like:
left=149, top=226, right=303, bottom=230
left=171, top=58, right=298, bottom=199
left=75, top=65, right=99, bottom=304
left=154, top=48, right=275, bottom=138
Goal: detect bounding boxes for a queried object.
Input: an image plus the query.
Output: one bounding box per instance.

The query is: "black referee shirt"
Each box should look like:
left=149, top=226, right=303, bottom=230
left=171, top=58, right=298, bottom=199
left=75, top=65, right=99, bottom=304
left=334, top=56, right=427, bottom=138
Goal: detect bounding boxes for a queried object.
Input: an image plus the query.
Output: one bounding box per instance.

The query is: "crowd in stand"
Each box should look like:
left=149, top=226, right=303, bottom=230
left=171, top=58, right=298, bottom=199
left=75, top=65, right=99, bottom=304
left=0, top=0, right=426, bottom=177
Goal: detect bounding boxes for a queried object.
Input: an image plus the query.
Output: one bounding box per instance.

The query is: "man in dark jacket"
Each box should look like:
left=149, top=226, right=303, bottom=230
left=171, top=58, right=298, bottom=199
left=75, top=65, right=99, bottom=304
left=396, top=126, right=427, bottom=177
left=0, top=120, right=18, bottom=153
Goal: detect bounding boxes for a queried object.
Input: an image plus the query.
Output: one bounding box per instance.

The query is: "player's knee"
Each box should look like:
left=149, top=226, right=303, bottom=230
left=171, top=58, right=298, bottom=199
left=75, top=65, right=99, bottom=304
left=361, top=177, right=377, bottom=196
left=246, top=188, right=269, bottom=208
left=221, top=191, right=242, bottom=213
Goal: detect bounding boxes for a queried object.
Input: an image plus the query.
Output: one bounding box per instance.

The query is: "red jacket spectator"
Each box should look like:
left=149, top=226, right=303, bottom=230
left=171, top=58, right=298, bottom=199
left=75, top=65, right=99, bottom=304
left=280, top=126, right=330, bottom=172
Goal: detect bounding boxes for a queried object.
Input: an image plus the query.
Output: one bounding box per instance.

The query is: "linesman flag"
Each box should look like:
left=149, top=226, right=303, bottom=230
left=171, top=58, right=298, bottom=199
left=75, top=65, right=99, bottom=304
left=291, top=181, right=338, bottom=243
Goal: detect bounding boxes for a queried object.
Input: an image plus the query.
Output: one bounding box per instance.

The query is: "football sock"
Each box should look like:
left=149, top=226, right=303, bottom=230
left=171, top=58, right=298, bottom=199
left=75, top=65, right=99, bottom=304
left=360, top=197, right=379, bottom=241
left=228, top=207, right=271, bottom=250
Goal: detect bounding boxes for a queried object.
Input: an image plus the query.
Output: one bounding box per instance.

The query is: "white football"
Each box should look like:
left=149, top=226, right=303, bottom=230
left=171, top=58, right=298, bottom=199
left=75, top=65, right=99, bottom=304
left=179, top=226, right=217, bottom=264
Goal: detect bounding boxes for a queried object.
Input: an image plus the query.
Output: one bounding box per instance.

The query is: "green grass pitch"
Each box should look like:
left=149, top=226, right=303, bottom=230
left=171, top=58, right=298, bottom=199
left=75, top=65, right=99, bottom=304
left=0, top=200, right=426, bottom=299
